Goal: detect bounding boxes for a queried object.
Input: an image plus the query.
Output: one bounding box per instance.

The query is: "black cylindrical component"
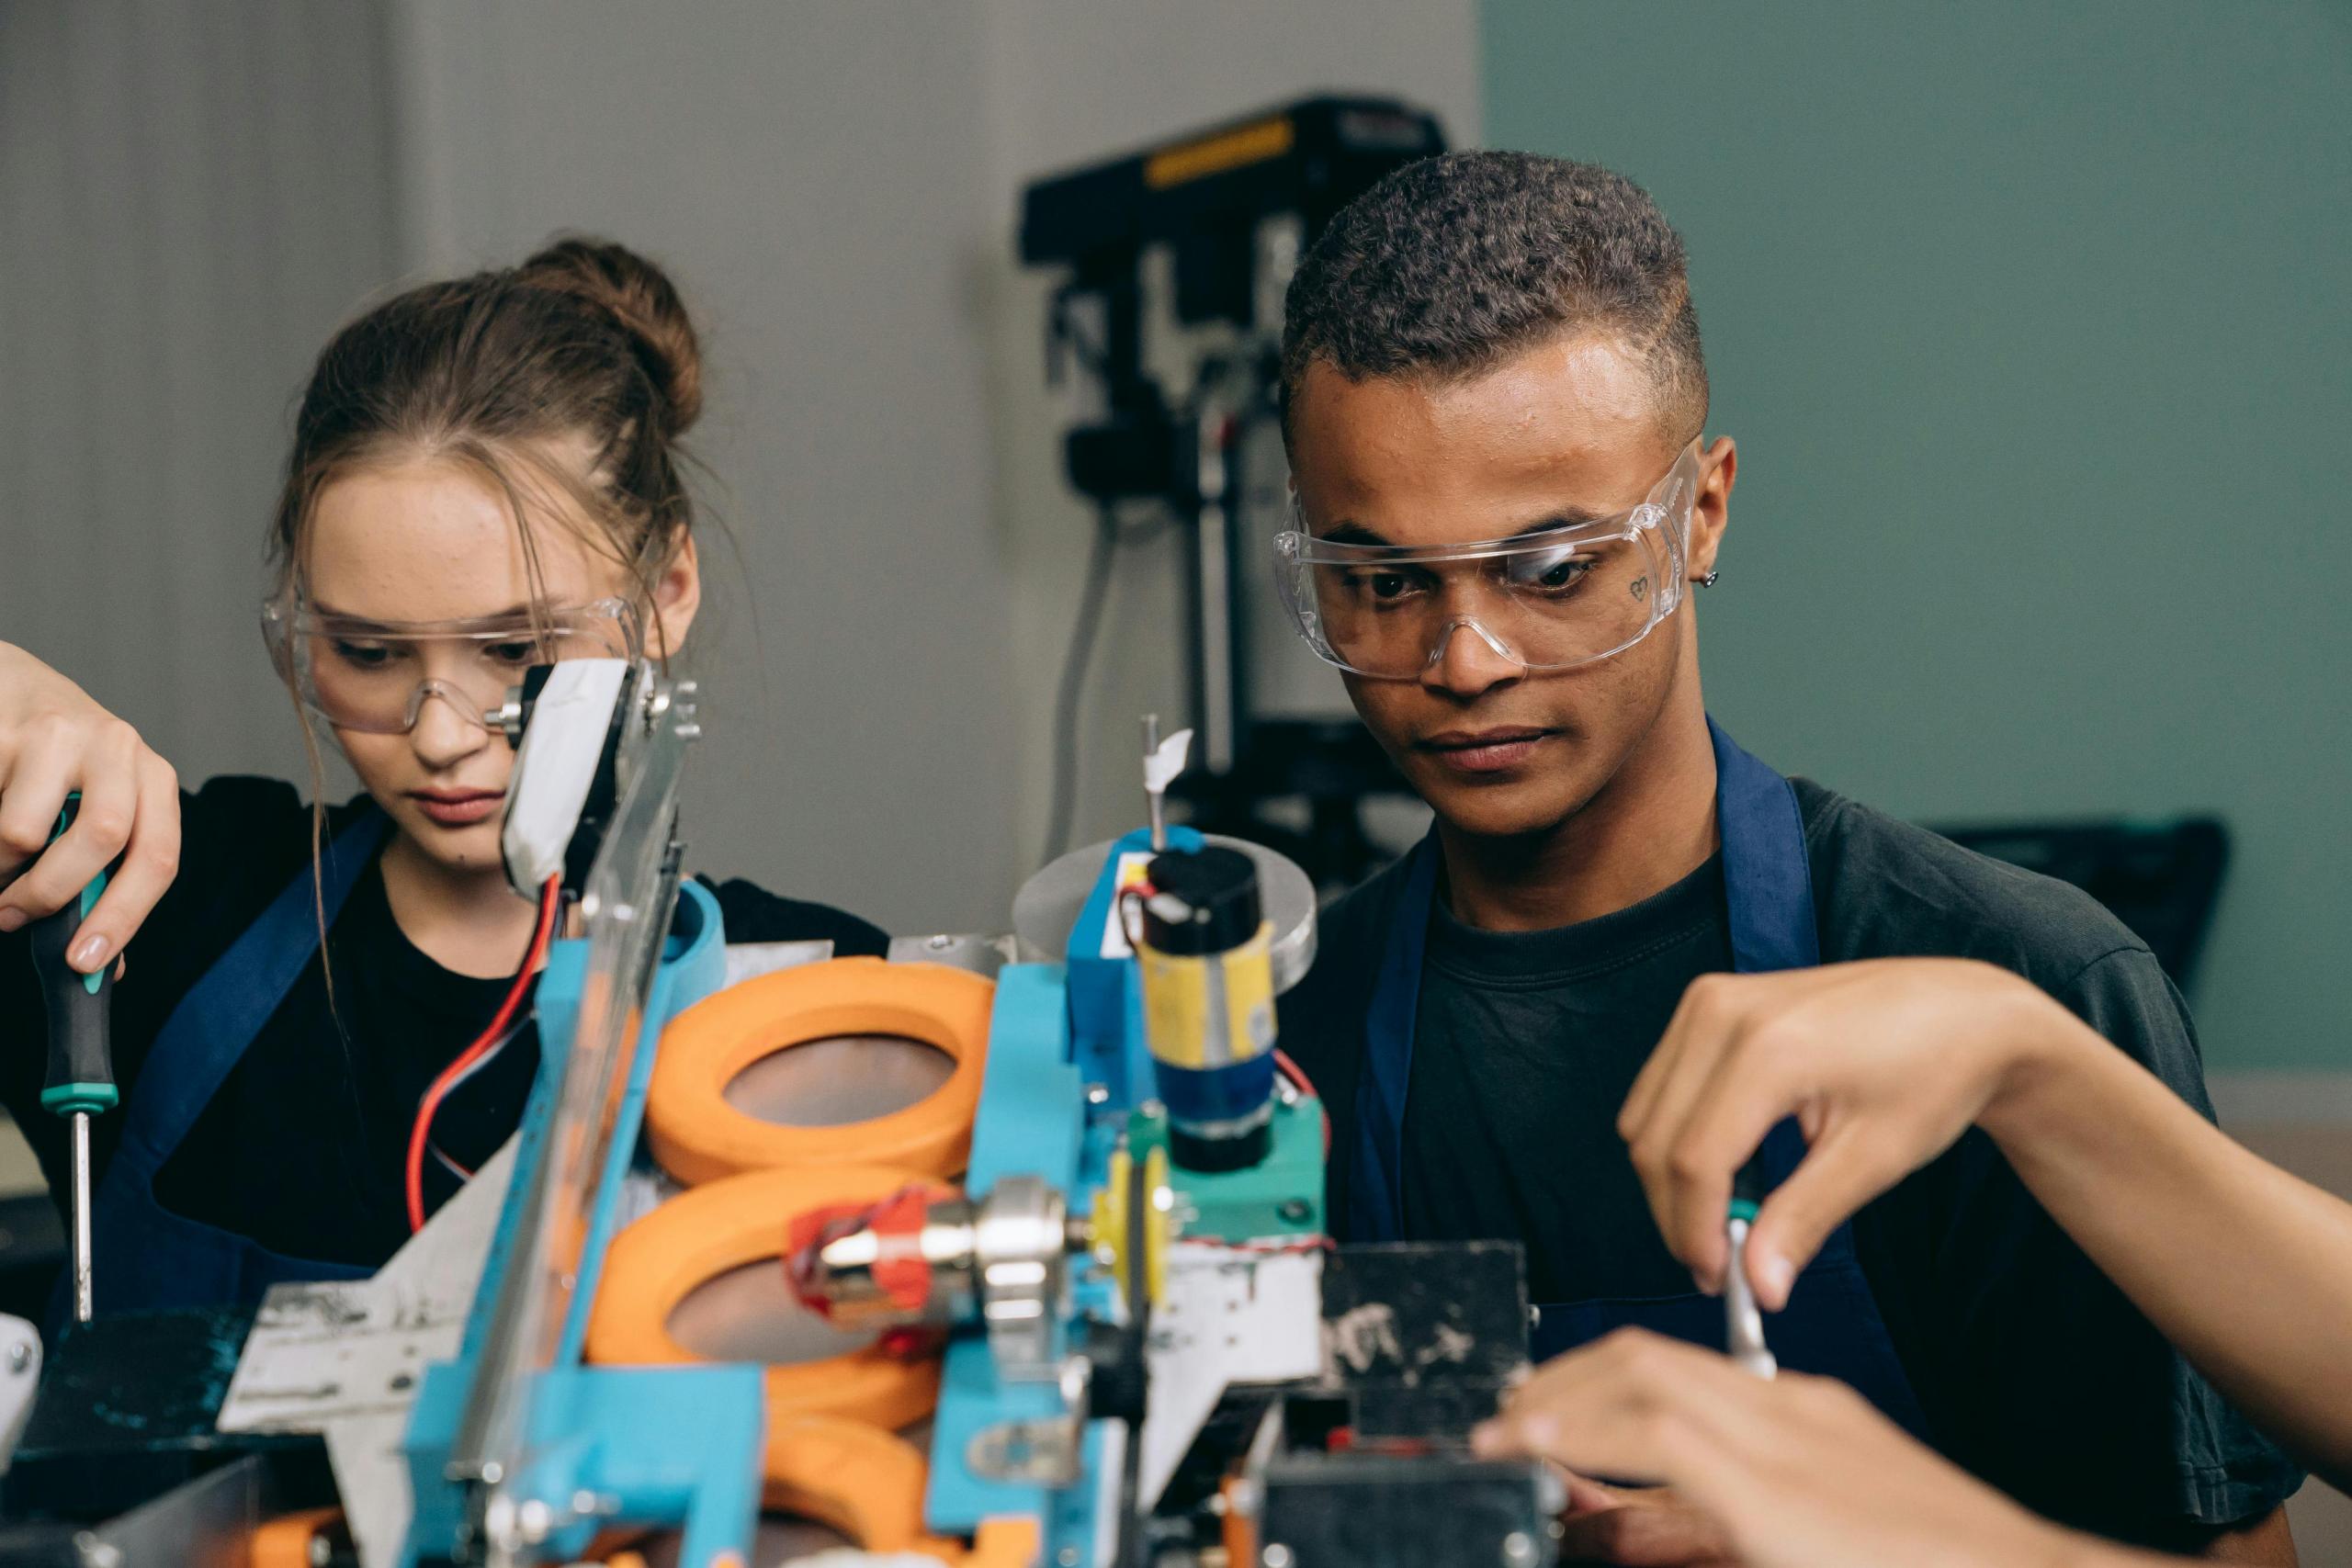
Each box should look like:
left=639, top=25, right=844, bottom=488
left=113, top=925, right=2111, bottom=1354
left=1139, top=846, right=1261, bottom=953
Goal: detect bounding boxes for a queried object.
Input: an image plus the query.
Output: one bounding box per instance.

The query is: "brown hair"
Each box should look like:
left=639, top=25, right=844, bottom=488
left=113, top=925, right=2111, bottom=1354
left=268, top=235, right=706, bottom=628
left=266, top=237, right=710, bottom=977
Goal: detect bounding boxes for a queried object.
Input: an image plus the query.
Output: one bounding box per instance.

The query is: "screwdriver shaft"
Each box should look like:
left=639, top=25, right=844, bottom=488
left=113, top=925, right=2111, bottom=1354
left=70, top=1110, right=94, bottom=1323
left=1724, top=1215, right=1776, bottom=1379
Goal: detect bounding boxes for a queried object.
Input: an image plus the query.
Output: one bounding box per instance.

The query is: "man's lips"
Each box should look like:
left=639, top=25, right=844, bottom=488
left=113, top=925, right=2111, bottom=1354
left=1416, top=728, right=1556, bottom=774
left=408, top=789, right=505, bottom=826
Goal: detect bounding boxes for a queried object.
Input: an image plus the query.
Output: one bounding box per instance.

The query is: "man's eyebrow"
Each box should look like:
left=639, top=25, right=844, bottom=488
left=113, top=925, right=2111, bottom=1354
left=1506, top=507, right=1609, bottom=540
left=1313, top=510, right=1610, bottom=548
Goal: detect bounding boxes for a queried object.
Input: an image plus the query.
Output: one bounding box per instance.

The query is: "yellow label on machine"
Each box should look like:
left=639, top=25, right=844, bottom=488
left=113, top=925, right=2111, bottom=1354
left=1145, top=116, right=1295, bottom=190
left=1138, top=921, right=1276, bottom=1069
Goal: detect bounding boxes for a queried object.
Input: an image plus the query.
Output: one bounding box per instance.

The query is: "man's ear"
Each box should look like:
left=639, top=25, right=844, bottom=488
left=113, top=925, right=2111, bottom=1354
left=1688, top=436, right=1737, bottom=583
left=648, top=528, right=702, bottom=660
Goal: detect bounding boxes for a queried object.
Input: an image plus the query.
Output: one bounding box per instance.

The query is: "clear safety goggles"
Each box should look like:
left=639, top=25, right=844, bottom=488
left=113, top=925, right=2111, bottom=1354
left=261, top=596, right=641, bottom=735
left=1272, top=446, right=1702, bottom=681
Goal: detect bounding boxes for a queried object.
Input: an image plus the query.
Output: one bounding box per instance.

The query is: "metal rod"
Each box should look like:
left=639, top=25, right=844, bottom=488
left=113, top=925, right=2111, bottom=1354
left=71, top=1110, right=93, bottom=1323
left=1144, top=714, right=1167, bottom=851
left=445, top=672, right=698, bottom=1561
left=1724, top=1217, right=1777, bottom=1379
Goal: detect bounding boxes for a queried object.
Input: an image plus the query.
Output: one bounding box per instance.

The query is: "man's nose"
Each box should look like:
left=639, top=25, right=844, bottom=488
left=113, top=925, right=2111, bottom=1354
left=1420, top=618, right=1525, bottom=699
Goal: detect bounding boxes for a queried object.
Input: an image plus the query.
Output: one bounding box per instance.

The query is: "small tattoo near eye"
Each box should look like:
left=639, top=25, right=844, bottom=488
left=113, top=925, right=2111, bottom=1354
left=1630, top=575, right=1649, bottom=602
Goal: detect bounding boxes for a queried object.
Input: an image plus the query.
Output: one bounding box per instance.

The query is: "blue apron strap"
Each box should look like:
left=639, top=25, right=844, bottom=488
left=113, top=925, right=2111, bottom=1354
left=1347, top=833, right=1439, bottom=1244
left=111, top=807, right=391, bottom=1175
left=1709, top=716, right=1819, bottom=976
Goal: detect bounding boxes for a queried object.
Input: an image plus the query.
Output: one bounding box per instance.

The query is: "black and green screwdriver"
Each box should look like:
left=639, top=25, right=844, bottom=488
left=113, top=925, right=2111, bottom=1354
left=27, top=795, right=117, bottom=1325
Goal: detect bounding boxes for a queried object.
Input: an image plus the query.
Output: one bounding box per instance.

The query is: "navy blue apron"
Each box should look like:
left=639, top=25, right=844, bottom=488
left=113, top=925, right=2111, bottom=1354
left=52, top=809, right=392, bottom=1330
left=1348, top=719, right=1931, bottom=1438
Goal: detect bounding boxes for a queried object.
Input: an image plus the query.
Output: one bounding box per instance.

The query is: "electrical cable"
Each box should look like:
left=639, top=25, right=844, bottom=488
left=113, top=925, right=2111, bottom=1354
left=423, top=1010, right=534, bottom=1182
left=404, top=875, right=562, bottom=1231
left=1042, top=503, right=1124, bottom=866
left=1273, top=1047, right=1331, bottom=1156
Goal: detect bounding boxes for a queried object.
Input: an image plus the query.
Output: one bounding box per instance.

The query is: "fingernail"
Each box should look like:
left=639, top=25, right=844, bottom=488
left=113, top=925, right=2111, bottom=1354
left=0, top=908, right=22, bottom=933
left=1759, top=1252, right=1794, bottom=1305
left=71, top=933, right=111, bottom=971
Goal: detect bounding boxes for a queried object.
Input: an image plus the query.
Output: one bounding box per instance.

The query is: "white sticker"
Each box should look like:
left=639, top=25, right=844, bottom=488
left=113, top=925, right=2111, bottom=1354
left=1097, top=851, right=1157, bottom=958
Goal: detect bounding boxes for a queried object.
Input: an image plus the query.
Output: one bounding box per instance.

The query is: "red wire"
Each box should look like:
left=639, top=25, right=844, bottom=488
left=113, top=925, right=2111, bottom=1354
left=1272, top=1047, right=1331, bottom=1157
left=404, top=876, right=562, bottom=1232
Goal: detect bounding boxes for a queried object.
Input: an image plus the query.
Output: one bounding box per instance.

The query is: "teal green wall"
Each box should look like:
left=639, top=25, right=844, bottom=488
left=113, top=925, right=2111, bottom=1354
left=1483, top=3, right=2351, bottom=1071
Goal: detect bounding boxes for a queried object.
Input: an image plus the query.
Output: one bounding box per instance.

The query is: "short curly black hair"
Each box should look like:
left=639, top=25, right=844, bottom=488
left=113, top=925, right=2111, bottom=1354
left=1282, top=152, right=1707, bottom=448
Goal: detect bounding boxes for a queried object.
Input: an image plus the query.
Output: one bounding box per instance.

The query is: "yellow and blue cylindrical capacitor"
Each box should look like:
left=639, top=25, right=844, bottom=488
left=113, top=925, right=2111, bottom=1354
left=1134, top=846, right=1277, bottom=1171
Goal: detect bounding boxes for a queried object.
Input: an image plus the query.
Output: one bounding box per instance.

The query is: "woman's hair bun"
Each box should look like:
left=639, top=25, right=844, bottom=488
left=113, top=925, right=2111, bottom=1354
left=517, top=236, right=704, bottom=435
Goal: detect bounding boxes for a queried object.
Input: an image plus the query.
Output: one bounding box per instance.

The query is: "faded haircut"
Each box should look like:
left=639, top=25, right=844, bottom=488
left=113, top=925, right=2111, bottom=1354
left=1282, top=151, right=1709, bottom=448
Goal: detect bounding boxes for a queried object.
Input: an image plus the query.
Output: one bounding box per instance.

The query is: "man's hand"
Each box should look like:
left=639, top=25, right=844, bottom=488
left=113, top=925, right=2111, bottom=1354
left=1616, top=959, right=2078, bottom=1305
left=1555, top=1473, right=1736, bottom=1566
left=1473, top=1329, right=2141, bottom=1568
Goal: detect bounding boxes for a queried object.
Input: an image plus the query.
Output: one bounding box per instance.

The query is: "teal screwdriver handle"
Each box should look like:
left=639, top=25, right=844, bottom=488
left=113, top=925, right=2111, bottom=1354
left=27, top=796, right=118, bottom=1119
left=1729, top=1151, right=1765, bottom=1224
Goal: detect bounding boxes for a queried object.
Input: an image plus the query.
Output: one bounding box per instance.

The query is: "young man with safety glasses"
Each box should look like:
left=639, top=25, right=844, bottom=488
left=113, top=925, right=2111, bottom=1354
left=1270, top=152, right=2300, bottom=1562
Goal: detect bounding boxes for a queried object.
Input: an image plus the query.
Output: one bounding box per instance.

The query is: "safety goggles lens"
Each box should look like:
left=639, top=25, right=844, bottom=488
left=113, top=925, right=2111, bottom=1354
left=1273, top=448, right=1699, bottom=680
left=263, top=598, right=639, bottom=734
left=1291, top=530, right=1671, bottom=679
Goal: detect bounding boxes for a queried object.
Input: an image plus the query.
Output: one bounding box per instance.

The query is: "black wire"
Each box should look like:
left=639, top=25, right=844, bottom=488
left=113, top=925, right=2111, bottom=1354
left=1116, top=1139, right=1152, bottom=1568
left=1042, top=503, right=1124, bottom=866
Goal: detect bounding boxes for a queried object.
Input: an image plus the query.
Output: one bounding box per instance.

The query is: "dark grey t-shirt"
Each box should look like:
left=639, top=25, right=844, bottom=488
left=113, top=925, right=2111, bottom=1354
left=1278, top=776, right=2301, bottom=1542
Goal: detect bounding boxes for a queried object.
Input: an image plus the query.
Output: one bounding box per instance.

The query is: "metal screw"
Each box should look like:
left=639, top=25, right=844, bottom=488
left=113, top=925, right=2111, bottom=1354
left=5, top=1340, right=30, bottom=1373
left=1086, top=1084, right=1110, bottom=1105
left=1262, top=1545, right=1295, bottom=1568
left=1057, top=1549, right=1081, bottom=1567
left=310, top=1535, right=333, bottom=1567
left=1501, top=1530, right=1538, bottom=1567
left=1277, top=1200, right=1311, bottom=1224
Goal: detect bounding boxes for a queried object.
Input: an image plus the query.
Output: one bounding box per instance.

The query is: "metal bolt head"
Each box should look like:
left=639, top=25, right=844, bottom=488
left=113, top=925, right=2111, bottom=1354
left=1277, top=1199, right=1311, bottom=1224
left=1501, top=1529, right=1538, bottom=1567
left=1057, top=1548, right=1081, bottom=1567
left=1086, top=1084, right=1111, bottom=1105
left=1262, top=1545, right=1295, bottom=1568
left=5, top=1339, right=30, bottom=1373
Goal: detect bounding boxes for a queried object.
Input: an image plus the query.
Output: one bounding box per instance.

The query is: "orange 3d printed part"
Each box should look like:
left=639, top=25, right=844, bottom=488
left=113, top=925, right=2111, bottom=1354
left=584, top=1162, right=948, bottom=1432
left=645, top=958, right=991, bottom=1186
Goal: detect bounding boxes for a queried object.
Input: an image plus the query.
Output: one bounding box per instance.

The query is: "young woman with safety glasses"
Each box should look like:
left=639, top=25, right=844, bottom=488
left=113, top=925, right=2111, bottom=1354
left=0, top=240, right=886, bottom=1322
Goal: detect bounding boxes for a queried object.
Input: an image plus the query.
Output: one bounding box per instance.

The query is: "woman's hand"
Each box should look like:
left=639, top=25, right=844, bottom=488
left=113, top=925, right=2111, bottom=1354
left=0, top=643, right=181, bottom=971
left=1474, top=1329, right=2135, bottom=1568
left=1617, top=959, right=2088, bottom=1306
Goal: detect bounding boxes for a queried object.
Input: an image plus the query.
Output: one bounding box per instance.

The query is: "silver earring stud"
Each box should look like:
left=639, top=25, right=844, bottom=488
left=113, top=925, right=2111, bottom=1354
left=1698, top=570, right=1720, bottom=588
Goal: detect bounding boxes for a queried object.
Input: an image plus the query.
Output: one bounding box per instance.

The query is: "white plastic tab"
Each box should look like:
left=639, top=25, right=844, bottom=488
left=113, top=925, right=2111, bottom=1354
left=501, top=659, right=630, bottom=895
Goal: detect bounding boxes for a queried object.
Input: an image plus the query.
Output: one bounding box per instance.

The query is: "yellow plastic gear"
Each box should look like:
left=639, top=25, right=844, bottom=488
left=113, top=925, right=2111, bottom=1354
left=1091, top=1145, right=1175, bottom=1309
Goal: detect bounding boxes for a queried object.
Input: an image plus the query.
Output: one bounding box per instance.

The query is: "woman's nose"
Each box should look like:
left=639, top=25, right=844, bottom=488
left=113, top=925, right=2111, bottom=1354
left=408, top=685, right=492, bottom=771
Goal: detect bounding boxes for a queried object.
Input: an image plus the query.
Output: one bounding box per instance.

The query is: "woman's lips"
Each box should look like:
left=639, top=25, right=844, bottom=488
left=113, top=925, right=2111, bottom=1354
left=409, top=790, right=505, bottom=827
left=1418, top=728, right=1554, bottom=775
